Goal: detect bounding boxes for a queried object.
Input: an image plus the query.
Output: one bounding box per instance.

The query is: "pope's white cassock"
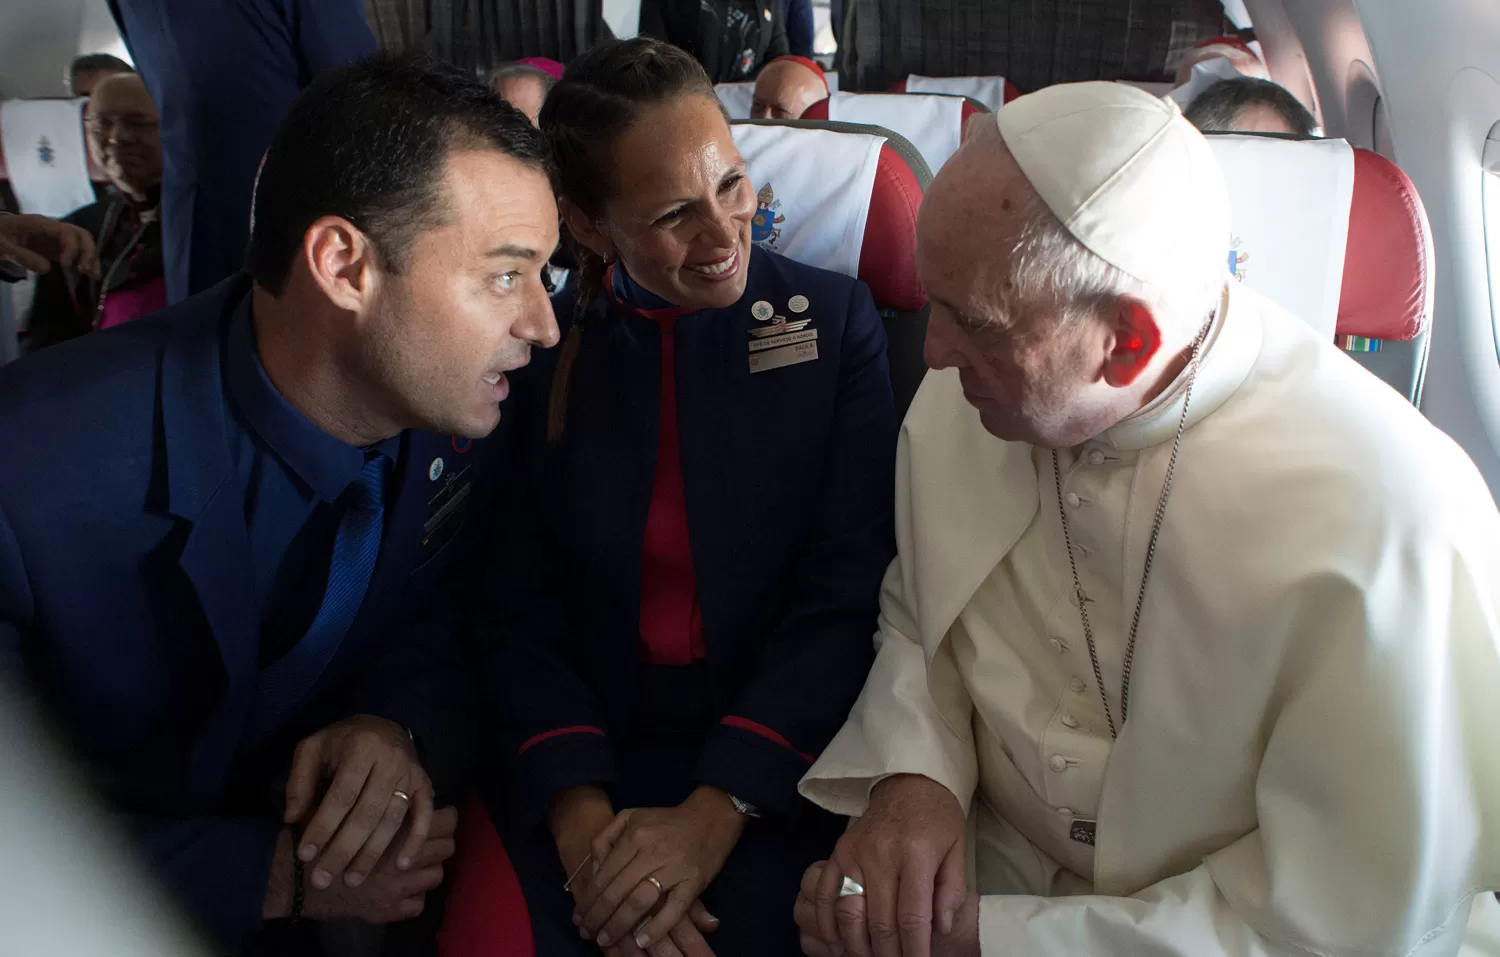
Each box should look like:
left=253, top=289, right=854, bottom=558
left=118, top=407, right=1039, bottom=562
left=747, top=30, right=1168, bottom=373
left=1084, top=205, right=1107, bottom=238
left=800, top=83, right=1500, bottom=957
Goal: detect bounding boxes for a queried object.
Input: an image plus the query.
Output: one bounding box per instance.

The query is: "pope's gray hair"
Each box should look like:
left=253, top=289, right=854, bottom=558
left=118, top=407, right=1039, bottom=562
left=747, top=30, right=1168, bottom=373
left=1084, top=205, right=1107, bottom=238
left=997, top=185, right=1225, bottom=333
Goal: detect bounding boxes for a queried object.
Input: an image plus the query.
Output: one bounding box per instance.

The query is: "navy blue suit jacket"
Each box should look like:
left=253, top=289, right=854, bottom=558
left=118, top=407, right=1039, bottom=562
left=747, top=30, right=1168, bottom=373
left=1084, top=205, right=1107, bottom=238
left=485, top=249, right=895, bottom=827
left=0, top=276, right=499, bottom=952
left=106, top=0, right=376, bottom=301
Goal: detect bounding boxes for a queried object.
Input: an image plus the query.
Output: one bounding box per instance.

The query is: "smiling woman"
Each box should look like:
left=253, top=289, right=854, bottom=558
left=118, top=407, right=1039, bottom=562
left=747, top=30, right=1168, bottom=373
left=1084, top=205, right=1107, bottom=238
left=448, top=34, right=899, bottom=957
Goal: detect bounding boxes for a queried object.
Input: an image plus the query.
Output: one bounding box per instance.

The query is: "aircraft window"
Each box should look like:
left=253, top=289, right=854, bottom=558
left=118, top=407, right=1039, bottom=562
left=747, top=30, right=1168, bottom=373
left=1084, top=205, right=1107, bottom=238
left=1372, top=97, right=1395, bottom=159
left=1484, top=123, right=1500, bottom=363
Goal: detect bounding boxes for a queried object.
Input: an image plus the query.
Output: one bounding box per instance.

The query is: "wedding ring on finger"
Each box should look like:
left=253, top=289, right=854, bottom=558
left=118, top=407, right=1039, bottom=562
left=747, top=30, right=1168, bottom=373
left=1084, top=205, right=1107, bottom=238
left=838, top=876, right=866, bottom=898
left=645, top=876, right=664, bottom=894
left=391, top=789, right=411, bottom=802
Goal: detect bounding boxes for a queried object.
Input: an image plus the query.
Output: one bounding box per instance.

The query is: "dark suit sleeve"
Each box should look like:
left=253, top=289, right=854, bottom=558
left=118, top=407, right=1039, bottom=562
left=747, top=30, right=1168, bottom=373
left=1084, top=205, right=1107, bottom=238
left=695, top=281, right=894, bottom=818
left=636, top=0, right=669, bottom=42
left=283, top=0, right=377, bottom=77
left=124, top=813, right=283, bottom=953
left=479, top=372, right=620, bottom=830
left=764, top=0, right=791, bottom=61
left=1, top=501, right=282, bottom=952
left=0, top=503, right=33, bottom=708
left=785, top=0, right=815, bottom=57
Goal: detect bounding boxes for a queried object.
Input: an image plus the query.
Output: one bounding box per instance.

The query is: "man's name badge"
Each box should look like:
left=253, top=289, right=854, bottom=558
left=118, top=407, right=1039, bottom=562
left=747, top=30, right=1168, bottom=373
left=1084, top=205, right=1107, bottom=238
left=1069, top=819, right=1097, bottom=846
left=750, top=339, right=819, bottom=373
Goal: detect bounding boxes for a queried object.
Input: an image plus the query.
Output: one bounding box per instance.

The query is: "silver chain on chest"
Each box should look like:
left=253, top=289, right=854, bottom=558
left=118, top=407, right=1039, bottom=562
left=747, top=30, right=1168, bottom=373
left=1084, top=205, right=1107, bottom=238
left=1050, top=321, right=1211, bottom=740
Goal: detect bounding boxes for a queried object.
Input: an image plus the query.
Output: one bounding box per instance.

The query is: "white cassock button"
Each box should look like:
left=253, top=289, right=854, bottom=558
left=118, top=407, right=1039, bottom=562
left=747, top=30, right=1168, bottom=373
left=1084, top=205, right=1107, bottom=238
left=1049, top=755, right=1069, bottom=772
left=1049, top=638, right=1065, bottom=654
left=1088, top=449, right=1106, bottom=466
left=1060, top=713, right=1079, bottom=729
left=1065, top=492, right=1081, bottom=509
left=1069, top=677, right=1087, bottom=693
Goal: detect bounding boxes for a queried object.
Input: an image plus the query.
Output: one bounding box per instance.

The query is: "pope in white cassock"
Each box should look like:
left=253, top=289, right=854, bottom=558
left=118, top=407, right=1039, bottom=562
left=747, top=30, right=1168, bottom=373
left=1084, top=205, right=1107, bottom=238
left=792, top=81, right=1500, bottom=957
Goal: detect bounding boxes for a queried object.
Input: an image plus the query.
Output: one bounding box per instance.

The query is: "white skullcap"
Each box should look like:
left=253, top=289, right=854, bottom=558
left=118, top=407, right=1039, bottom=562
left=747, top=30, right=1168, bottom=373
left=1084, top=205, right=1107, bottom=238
left=995, top=81, right=1230, bottom=289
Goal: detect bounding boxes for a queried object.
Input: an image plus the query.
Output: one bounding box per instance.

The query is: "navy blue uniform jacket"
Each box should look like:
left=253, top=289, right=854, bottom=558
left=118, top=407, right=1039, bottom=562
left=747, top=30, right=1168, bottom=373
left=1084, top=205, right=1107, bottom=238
left=486, top=249, right=895, bottom=826
left=0, top=276, right=498, bottom=951
left=106, top=0, right=376, bottom=301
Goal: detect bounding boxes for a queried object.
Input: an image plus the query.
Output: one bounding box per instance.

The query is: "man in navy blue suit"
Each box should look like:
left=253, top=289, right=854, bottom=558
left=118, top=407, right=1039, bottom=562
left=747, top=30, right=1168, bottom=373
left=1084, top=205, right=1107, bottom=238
left=0, top=57, right=559, bottom=955
left=106, top=0, right=377, bottom=303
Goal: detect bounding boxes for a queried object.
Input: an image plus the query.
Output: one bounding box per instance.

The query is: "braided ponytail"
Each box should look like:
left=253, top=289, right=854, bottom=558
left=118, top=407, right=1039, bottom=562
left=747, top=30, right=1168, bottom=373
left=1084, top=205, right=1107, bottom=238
left=539, top=37, right=717, bottom=442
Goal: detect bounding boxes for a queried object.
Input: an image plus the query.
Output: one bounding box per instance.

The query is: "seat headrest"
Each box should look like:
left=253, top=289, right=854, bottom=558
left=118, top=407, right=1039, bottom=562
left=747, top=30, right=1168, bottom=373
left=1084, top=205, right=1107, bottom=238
left=1203, top=134, right=1432, bottom=343
left=0, top=98, right=97, bottom=216
left=1338, top=148, right=1433, bottom=342
left=803, top=92, right=986, bottom=174
left=731, top=119, right=927, bottom=312
left=893, top=75, right=1020, bottom=111
left=714, top=82, right=757, bottom=120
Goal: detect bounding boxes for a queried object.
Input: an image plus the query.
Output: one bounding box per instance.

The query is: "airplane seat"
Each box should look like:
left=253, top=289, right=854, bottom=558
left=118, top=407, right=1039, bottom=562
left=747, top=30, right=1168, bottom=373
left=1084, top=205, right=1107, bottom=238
left=730, top=117, right=931, bottom=417
left=889, top=74, right=1021, bottom=111
left=437, top=793, right=534, bottom=957
left=714, top=81, right=757, bottom=120
left=1203, top=133, right=1433, bottom=402
left=802, top=91, right=989, bottom=176
left=0, top=97, right=101, bottom=217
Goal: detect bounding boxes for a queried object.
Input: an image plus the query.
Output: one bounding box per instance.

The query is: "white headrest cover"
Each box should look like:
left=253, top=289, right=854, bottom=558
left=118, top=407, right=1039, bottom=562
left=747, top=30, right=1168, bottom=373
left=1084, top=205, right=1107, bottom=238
left=0, top=98, right=95, bottom=217
left=907, top=74, right=1007, bottom=111
left=1167, top=57, right=1243, bottom=110
left=1204, top=134, right=1355, bottom=338
left=730, top=124, right=884, bottom=279
left=826, top=71, right=841, bottom=93
left=827, top=92, right=963, bottom=174
left=715, top=82, right=757, bottom=121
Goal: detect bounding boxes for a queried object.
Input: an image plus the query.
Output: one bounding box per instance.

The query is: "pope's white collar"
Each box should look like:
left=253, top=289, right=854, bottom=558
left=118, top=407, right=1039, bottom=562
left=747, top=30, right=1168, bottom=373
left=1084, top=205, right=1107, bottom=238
left=1097, top=281, right=1262, bottom=452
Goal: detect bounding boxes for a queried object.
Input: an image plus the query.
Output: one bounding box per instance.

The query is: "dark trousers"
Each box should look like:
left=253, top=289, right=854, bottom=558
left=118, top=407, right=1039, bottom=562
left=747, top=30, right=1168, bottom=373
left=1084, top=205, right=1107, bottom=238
left=501, top=665, right=843, bottom=956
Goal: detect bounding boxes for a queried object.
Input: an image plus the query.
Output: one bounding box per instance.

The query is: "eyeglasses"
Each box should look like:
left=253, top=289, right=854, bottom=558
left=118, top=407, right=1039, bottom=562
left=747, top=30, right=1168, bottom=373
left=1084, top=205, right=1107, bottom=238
left=86, top=114, right=158, bottom=136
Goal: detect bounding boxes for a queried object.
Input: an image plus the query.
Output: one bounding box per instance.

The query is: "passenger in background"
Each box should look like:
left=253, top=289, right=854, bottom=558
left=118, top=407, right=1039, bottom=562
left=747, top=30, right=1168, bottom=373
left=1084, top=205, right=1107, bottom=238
left=0, top=56, right=559, bottom=957
left=639, top=0, right=790, bottom=82
left=468, top=35, right=895, bottom=957
left=750, top=54, right=828, bottom=119
left=23, top=72, right=163, bottom=353
left=490, top=61, right=559, bottom=126
left=68, top=53, right=134, bottom=97
left=105, top=0, right=376, bottom=304
left=1185, top=77, right=1319, bottom=136
left=795, top=82, right=1500, bottom=957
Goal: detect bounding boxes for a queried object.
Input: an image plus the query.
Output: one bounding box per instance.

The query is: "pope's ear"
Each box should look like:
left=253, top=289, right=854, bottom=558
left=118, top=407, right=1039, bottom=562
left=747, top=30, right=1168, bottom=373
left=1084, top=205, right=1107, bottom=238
left=1101, top=297, right=1163, bottom=388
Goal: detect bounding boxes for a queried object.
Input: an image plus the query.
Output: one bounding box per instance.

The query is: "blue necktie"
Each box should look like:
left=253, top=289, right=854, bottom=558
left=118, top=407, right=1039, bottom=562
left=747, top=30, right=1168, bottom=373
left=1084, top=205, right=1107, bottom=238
left=250, top=453, right=390, bottom=738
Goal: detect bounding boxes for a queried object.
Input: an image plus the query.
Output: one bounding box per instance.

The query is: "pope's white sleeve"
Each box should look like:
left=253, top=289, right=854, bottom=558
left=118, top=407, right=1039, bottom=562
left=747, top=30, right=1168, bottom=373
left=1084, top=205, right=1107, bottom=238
left=976, top=533, right=1500, bottom=957
left=799, top=555, right=980, bottom=817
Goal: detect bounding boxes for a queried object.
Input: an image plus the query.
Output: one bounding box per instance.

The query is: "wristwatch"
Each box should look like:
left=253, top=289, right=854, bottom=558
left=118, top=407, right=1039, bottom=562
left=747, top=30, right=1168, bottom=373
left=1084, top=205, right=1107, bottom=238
left=727, top=794, right=762, bottom=819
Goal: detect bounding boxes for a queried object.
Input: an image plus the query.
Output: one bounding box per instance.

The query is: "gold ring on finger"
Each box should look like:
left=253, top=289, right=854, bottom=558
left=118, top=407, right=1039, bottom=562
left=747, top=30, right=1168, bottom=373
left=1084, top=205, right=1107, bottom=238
left=391, top=789, right=411, bottom=802
left=645, top=876, right=664, bottom=894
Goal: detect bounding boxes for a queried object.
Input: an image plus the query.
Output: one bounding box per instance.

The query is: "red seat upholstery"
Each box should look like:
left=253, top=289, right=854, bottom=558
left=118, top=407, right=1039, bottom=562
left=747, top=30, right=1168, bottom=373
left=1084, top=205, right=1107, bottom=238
left=887, top=76, right=1022, bottom=104
left=731, top=119, right=926, bottom=312
left=859, top=141, right=926, bottom=311
left=1338, top=148, right=1433, bottom=342
left=436, top=792, right=535, bottom=957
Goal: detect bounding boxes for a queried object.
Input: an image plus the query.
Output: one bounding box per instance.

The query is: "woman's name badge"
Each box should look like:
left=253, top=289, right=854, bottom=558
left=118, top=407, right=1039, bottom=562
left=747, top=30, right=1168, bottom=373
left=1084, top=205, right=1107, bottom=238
left=750, top=339, right=819, bottom=372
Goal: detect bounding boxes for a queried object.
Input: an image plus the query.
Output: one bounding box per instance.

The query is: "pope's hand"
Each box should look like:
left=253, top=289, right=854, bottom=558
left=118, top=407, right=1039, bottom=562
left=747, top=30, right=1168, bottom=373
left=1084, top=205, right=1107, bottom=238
left=812, top=774, right=967, bottom=957
left=798, top=861, right=980, bottom=957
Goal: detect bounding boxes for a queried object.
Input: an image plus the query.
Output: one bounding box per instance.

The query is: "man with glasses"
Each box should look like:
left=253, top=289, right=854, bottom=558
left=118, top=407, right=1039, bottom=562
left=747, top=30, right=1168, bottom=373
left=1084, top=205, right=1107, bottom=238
left=23, top=72, right=163, bottom=352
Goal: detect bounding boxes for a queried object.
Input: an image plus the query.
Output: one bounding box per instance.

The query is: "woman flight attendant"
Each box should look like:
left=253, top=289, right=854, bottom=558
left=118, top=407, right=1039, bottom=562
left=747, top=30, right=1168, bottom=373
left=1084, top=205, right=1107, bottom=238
left=474, top=36, right=896, bottom=957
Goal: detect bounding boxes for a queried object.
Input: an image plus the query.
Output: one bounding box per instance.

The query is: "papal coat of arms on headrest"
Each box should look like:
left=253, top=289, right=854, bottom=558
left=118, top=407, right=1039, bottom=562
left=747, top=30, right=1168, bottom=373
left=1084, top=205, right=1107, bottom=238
left=1228, top=236, right=1249, bottom=283
left=36, top=136, right=55, bottom=167
left=752, top=183, right=786, bottom=250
